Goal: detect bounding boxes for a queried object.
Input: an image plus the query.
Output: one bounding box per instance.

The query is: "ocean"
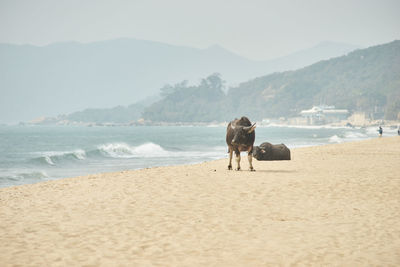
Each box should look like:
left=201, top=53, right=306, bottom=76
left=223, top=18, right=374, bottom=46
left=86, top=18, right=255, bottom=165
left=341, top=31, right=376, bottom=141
left=0, top=124, right=393, bottom=188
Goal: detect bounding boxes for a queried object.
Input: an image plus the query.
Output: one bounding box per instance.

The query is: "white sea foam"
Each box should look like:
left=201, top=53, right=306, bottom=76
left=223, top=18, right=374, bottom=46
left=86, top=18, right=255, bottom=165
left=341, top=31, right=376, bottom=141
left=344, top=131, right=368, bottom=139
left=4, top=171, right=49, bottom=181
left=133, top=143, right=169, bottom=157
left=72, top=149, right=86, bottom=160
left=44, top=149, right=86, bottom=159
left=97, top=143, right=135, bottom=158
left=329, top=135, right=343, bottom=143
left=43, top=155, right=55, bottom=165
left=21, top=171, right=49, bottom=179
left=97, top=142, right=169, bottom=158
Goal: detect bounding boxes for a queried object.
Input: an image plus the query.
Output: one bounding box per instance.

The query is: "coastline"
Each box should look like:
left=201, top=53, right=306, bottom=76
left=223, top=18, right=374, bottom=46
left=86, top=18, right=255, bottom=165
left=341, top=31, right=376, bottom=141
left=17, top=118, right=400, bottom=128
left=1, top=137, right=400, bottom=266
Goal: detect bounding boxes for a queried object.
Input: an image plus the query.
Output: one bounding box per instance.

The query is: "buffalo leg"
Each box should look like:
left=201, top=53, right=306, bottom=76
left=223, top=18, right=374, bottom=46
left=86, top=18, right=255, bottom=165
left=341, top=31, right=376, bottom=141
left=235, top=151, right=241, bottom=171
left=248, top=152, right=255, bottom=171
left=228, top=148, right=233, bottom=170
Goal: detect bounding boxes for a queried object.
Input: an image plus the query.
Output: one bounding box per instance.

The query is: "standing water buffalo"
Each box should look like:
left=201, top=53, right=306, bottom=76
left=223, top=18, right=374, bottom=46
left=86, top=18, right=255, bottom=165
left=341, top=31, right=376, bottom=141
left=252, top=142, right=291, bottom=161
left=226, top=117, right=256, bottom=171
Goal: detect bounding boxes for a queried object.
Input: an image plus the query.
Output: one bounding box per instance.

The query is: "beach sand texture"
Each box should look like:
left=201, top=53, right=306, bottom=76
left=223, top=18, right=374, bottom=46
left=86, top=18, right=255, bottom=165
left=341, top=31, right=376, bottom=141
left=1, top=137, right=400, bottom=266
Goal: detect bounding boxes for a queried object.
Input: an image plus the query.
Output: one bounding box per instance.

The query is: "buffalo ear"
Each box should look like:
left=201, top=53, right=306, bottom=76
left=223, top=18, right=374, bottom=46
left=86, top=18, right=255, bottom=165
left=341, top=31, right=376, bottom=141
left=247, top=123, right=256, bottom=133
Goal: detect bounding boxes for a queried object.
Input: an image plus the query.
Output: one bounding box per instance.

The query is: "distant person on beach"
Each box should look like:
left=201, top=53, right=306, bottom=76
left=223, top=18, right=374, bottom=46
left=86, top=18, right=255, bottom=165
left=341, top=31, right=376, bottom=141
left=398, top=127, right=400, bottom=136
left=378, top=126, right=383, bottom=137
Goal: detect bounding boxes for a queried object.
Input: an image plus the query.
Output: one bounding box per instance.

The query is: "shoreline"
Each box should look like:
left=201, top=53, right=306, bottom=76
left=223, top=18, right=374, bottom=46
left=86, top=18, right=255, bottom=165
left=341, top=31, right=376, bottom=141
left=1, top=136, right=395, bottom=189
left=1, top=137, right=400, bottom=266
left=2, top=132, right=399, bottom=190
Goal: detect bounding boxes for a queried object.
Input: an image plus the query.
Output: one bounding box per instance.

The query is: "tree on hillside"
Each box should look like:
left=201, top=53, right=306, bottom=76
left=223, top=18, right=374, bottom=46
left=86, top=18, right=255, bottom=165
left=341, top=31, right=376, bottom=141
left=160, top=80, right=188, bottom=97
left=143, top=73, right=227, bottom=122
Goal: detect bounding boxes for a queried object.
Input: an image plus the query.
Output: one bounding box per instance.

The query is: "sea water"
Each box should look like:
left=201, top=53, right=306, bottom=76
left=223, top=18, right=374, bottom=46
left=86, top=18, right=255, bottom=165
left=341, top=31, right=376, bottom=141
left=0, top=124, right=391, bottom=188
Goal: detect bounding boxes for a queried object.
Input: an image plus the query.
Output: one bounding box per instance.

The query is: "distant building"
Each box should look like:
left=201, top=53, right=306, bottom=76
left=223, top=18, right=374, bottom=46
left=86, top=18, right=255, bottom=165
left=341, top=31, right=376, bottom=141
left=300, top=105, right=349, bottom=125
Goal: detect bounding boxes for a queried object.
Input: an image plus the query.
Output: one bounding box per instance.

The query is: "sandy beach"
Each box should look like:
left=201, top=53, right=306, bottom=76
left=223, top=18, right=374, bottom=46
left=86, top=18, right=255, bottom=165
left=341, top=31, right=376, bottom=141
left=1, top=137, right=400, bottom=266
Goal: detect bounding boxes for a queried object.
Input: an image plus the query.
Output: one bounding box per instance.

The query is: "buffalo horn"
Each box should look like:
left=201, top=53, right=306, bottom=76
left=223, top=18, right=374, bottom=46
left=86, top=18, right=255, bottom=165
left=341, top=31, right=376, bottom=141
left=244, top=123, right=256, bottom=133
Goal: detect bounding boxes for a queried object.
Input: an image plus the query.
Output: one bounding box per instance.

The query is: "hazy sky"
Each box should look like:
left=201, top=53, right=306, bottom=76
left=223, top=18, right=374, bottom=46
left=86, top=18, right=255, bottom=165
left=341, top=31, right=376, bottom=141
left=1, top=0, right=399, bottom=60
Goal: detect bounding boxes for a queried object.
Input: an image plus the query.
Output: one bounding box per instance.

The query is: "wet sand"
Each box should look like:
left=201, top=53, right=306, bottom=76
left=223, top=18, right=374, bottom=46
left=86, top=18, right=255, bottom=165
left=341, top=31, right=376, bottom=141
left=1, top=137, right=400, bottom=266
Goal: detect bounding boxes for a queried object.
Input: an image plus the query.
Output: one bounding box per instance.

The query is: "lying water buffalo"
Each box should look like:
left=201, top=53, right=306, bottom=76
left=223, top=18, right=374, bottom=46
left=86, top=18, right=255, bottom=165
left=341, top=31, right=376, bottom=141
left=253, top=142, right=291, bottom=161
left=226, top=116, right=256, bottom=171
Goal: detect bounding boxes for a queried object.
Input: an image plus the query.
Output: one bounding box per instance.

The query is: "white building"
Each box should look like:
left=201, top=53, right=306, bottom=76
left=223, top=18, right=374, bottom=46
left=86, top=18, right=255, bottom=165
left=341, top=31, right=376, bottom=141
left=300, top=105, right=349, bottom=125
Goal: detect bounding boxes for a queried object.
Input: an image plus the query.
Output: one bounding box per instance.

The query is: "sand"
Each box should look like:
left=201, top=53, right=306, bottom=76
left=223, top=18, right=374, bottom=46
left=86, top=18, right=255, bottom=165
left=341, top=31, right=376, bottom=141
left=1, top=137, right=400, bottom=266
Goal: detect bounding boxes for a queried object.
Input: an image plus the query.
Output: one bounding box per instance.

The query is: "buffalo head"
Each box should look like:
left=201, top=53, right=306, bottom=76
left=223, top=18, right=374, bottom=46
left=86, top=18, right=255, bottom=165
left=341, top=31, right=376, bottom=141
left=252, top=145, right=265, bottom=160
left=230, top=123, right=256, bottom=145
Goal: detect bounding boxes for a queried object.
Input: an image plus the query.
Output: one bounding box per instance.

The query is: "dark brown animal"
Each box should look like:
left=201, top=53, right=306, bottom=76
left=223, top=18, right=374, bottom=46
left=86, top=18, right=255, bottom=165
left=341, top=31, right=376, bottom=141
left=253, top=142, right=291, bottom=161
left=226, top=117, right=256, bottom=171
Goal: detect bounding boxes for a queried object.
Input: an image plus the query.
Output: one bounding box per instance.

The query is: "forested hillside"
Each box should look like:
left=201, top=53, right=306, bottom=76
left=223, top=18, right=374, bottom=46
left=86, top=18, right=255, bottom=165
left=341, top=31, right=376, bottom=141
left=144, top=40, right=400, bottom=122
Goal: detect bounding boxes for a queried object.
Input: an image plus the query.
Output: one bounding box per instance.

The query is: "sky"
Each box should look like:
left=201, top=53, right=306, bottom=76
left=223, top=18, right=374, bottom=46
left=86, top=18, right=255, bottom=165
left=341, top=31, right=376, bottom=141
left=0, top=0, right=399, bottom=60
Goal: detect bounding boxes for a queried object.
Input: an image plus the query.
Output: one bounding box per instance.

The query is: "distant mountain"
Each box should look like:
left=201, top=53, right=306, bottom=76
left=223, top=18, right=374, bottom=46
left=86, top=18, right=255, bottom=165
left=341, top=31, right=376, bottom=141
left=266, top=41, right=361, bottom=72
left=144, top=40, right=400, bottom=122
left=63, top=95, right=161, bottom=124
left=0, top=38, right=359, bottom=124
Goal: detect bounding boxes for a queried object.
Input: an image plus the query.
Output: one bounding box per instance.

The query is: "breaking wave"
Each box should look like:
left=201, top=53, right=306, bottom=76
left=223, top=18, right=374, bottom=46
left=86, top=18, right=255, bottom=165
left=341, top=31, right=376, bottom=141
left=96, top=142, right=169, bottom=158
left=96, top=143, right=225, bottom=159
left=28, top=142, right=226, bottom=167
left=29, top=142, right=227, bottom=170
left=32, top=149, right=86, bottom=166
